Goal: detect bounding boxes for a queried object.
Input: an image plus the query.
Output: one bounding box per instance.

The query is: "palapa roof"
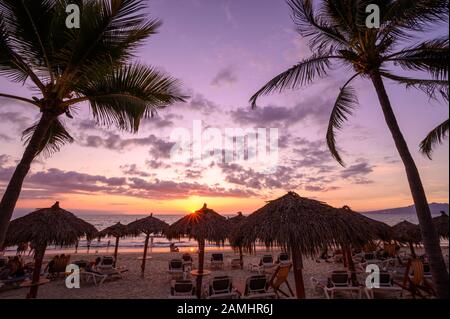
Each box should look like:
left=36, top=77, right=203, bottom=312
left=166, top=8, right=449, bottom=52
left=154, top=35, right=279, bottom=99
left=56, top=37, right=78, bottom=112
left=127, top=214, right=169, bottom=236
left=228, top=212, right=246, bottom=248
left=4, top=202, right=98, bottom=248
left=340, top=206, right=393, bottom=241
left=235, top=192, right=379, bottom=256
left=432, top=212, right=449, bottom=239
left=391, top=220, right=422, bottom=244
left=97, top=222, right=129, bottom=239
left=165, top=204, right=228, bottom=243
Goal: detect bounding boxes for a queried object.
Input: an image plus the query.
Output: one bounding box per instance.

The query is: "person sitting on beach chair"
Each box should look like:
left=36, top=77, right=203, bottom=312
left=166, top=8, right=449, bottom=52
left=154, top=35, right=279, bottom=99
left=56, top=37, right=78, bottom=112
left=210, top=253, right=224, bottom=270
left=169, top=280, right=196, bottom=299
left=206, top=276, right=239, bottom=299
left=47, top=254, right=71, bottom=279
left=249, top=255, right=275, bottom=273
left=242, top=275, right=276, bottom=299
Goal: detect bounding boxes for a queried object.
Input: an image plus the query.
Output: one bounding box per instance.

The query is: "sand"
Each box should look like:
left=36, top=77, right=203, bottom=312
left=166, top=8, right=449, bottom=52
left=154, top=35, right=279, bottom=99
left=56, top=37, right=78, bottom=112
left=0, top=247, right=447, bottom=299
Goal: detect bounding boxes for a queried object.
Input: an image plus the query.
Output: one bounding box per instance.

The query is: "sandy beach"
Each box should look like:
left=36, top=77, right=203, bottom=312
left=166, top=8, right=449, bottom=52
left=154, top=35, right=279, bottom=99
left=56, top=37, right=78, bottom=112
left=2, top=246, right=446, bottom=299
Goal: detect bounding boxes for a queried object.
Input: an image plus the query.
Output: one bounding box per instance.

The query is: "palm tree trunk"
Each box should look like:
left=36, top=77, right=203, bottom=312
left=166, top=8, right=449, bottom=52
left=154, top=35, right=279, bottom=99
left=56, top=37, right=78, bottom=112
left=370, top=70, right=449, bottom=298
left=0, top=111, right=56, bottom=249
left=238, top=246, right=244, bottom=269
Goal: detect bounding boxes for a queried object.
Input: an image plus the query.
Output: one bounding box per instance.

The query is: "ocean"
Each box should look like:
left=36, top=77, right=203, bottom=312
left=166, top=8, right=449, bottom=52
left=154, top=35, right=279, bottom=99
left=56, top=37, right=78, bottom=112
left=3, top=211, right=448, bottom=255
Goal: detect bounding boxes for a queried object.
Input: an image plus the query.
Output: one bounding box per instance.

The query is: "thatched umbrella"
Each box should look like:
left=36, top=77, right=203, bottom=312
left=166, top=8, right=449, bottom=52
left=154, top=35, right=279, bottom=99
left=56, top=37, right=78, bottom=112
left=340, top=206, right=393, bottom=242
left=433, top=211, right=449, bottom=239
left=166, top=203, right=228, bottom=298
left=4, top=202, right=97, bottom=298
left=228, top=212, right=246, bottom=269
left=98, top=222, right=129, bottom=267
left=127, top=214, right=169, bottom=276
left=391, top=220, right=422, bottom=257
left=235, top=192, right=379, bottom=299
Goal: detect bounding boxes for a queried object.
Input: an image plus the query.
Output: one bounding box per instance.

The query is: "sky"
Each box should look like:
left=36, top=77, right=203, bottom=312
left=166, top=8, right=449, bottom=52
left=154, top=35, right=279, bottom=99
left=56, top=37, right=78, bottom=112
left=0, top=0, right=448, bottom=216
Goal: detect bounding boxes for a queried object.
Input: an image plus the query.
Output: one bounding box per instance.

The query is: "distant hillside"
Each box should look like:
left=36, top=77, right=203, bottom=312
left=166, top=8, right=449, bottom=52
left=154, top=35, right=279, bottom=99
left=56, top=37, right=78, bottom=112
left=365, top=203, right=449, bottom=215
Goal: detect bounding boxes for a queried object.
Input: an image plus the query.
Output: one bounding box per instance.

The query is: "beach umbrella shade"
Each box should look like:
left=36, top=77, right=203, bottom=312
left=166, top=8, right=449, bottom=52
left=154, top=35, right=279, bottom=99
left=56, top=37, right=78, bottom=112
left=235, top=192, right=379, bottom=299
left=4, top=202, right=97, bottom=298
left=228, top=212, right=246, bottom=269
left=340, top=206, right=393, bottom=242
left=432, top=212, right=449, bottom=239
left=98, top=222, right=129, bottom=267
left=165, top=204, right=228, bottom=298
left=127, top=214, right=169, bottom=276
left=391, top=220, right=422, bottom=257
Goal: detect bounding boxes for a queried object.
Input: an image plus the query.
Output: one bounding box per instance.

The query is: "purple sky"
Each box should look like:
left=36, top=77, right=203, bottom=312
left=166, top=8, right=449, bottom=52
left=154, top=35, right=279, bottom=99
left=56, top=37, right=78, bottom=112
left=0, top=0, right=448, bottom=215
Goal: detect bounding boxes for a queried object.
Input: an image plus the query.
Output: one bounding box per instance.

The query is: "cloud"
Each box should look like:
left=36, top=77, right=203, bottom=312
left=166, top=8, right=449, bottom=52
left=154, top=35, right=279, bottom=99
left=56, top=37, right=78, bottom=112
left=0, top=133, right=12, bottom=142
left=120, top=164, right=152, bottom=177
left=229, top=96, right=332, bottom=128
left=80, top=132, right=175, bottom=159
left=0, top=111, right=31, bottom=131
left=340, top=162, right=373, bottom=179
left=187, top=94, right=220, bottom=114
left=211, top=67, right=238, bottom=87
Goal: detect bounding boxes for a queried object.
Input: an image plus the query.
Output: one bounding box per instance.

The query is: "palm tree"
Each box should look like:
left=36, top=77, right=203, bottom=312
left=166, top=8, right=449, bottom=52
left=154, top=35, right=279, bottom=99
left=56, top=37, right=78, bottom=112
left=250, top=0, right=449, bottom=298
left=0, top=0, right=186, bottom=248
left=420, top=91, right=448, bottom=158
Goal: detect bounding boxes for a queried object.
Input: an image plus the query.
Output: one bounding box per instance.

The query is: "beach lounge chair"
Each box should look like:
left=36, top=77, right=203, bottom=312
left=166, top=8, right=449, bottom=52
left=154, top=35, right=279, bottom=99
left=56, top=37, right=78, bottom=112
left=210, top=253, right=224, bottom=270
left=81, top=270, right=108, bottom=286
left=168, top=259, right=184, bottom=279
left=206, top=276, right=240, bottom=299
left=169, top=280, right=197, bottom=299
left=364, top=272, right=402, bottom=299
left=267, top=263, right=294, bottom=298
left=395, top=259, right=436, bottom=298
left=242, top=275, right=277, bottom=299
left=311, top=271, right=362, bottom=299
left=276, top=253, right=290, bottom=264
left=249, top=255, right=275, bottom=273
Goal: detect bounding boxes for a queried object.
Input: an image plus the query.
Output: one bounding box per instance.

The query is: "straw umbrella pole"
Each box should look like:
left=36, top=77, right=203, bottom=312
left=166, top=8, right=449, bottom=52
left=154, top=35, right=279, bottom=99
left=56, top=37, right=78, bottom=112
left=228, top=212, right=246, bottom=269
left=98, top=222, right=129, bottom=267
left=235, top=192, right=379, bottom=299
left=4, top=202, right=97, bottom=298
left=127, top=214, right=169, bottom=276
left=391, top=220, right=422, bottom=258
left=433, top=212, right=449, bottom=239
left=166, top=204, right=228, bottom=299
left=340, top=205, right=393, bottom=282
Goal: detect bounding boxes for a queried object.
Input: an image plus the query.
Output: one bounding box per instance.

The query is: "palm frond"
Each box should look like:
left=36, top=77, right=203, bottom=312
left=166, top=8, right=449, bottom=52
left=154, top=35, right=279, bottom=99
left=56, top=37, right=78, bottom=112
left=22, top=117, right=74, bottom=157
left=287, top=0, right=349, bottom=51
left=250, top=53, right=338, bottom=107
left=326, top=74, right=359, bottom=166
left=55, top=0, right=161, bottom=96
left=382, top=0, right=448, bottom=38
left=385, top=37, right=449, bottom=80
left=380, top=71, right=449, bottom=101
left=73, top=63, right=186, bottom=132
left=420, top=119, right=449, bottom=159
